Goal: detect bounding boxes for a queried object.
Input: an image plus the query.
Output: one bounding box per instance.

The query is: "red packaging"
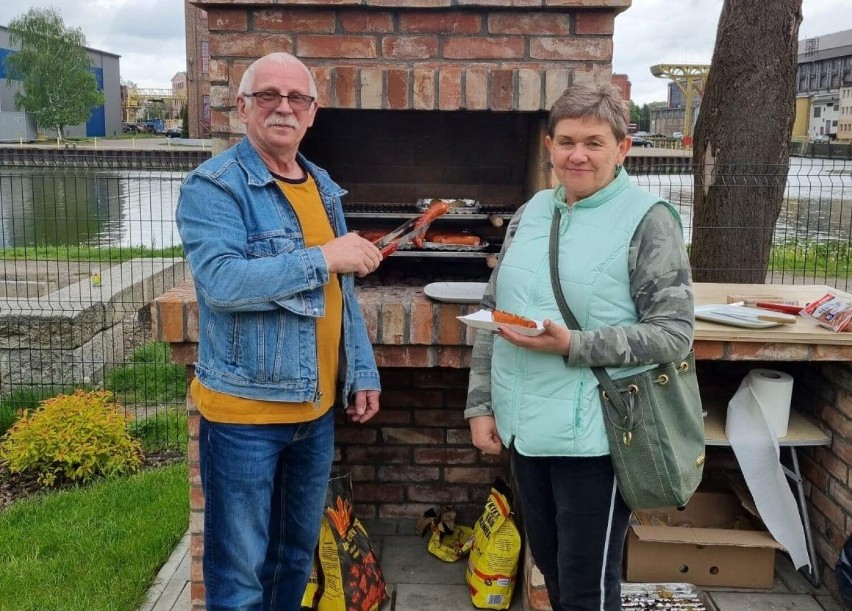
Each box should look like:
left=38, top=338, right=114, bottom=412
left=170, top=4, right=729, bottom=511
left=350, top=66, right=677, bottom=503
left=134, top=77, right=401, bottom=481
left=800, top=293, right=852, bottom=332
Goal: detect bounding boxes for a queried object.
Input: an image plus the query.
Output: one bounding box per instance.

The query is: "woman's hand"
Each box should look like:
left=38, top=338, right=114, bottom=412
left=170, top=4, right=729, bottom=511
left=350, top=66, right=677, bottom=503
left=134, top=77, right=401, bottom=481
left=495, top=319, right=572, bottom=356
left=469, top=415, right=503, bottom=455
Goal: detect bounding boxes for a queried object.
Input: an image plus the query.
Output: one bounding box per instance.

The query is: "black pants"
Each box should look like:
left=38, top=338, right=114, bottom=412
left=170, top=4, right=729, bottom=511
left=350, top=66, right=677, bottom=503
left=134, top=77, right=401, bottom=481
left=511, top=450, right=630, bottom=611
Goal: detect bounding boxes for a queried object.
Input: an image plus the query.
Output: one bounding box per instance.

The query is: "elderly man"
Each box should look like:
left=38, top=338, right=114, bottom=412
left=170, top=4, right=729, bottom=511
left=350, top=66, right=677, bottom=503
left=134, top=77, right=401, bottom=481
left=176, top=52, right=382, bottom=610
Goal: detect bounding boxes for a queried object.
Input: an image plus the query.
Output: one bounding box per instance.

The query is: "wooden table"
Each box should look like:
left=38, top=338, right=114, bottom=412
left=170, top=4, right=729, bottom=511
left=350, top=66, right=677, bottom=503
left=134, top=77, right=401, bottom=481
left=694, top=283, right=852, bottom=347
left=693, top=284, right=843, bottom=585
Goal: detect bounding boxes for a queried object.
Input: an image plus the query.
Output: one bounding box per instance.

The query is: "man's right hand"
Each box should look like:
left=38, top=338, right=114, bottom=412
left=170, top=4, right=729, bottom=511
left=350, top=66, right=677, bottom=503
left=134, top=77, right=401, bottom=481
left=321, top=232, right=383, bottom=277
left=469, top=415, right=503, bottom=455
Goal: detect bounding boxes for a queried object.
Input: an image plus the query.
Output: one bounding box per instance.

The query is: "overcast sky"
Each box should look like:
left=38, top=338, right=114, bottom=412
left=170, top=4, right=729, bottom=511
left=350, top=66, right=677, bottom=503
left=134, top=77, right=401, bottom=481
left=1, top=1, right=851, bottom=103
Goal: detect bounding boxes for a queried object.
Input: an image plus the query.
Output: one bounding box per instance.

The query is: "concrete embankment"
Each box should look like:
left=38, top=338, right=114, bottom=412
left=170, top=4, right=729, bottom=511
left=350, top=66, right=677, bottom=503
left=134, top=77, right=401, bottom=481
left=0, top=145, right=212, bottom=170
left=626, top=148, right=693, bottom=174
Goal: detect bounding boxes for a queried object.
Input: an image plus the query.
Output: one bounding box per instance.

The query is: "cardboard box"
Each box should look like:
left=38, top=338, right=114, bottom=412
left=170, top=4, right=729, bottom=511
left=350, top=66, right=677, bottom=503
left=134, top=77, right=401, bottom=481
left=624, top=490, right=784, bottom=589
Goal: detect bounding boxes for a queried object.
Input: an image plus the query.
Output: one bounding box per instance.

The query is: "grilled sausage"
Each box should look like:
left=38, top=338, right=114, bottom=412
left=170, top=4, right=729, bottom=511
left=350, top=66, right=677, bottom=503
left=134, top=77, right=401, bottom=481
left=492, top=310, right=537, bottom=328
left=425, top=232, right=482, bottom=246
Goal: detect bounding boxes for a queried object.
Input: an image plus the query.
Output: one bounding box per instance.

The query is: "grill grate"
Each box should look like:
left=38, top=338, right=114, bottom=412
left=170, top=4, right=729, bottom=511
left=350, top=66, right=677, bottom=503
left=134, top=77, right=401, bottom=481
left=345, top=201, right=514, bottom=215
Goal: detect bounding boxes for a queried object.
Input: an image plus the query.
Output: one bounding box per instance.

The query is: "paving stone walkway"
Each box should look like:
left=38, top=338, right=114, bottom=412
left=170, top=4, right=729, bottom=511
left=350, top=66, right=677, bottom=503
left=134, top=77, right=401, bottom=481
left=138, top=520, right=846, bottom=611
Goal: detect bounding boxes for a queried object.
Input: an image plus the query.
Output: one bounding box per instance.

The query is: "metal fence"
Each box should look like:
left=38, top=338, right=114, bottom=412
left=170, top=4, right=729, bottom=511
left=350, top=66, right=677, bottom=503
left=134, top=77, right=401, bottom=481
left=0, top=164, right=189, bottom=450
left=629, top=157, right=852, bottom=288
left=0, top=156, right=850, bottom=449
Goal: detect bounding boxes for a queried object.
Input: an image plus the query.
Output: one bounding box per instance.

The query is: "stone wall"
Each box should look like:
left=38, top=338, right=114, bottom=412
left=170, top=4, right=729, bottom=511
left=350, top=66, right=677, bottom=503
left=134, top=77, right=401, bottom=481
left=0, top=258, right=185, bottom=392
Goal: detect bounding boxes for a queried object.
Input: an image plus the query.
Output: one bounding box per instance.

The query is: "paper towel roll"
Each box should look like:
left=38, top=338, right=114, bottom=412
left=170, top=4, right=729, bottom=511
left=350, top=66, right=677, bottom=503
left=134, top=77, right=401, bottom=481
left=726, top=372, right=810, bottom=570
left=747, top=369, right=793, bottom=438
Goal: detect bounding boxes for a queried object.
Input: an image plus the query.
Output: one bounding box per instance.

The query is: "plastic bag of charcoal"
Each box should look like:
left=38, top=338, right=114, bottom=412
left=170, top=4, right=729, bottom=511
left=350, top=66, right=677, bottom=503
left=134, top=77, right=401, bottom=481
left=621, top=583, right=714, bottom=610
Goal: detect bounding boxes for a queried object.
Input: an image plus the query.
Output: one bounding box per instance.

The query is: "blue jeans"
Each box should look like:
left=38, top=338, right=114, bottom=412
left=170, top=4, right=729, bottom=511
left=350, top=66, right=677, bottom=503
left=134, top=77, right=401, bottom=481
left=199, top=411, right=335, bottom=611
left=511, top=450, right=630, bottom=611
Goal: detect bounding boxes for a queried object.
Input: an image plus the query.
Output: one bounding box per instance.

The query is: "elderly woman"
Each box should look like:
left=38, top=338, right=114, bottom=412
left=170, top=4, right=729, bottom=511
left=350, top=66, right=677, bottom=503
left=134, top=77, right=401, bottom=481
left=465, top=84, right=694, bottom=611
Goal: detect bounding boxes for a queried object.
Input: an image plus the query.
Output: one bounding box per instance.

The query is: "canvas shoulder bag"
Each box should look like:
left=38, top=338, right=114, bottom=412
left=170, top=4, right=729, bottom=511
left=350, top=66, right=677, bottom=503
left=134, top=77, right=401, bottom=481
left=547, top=211, right=705, bottom=510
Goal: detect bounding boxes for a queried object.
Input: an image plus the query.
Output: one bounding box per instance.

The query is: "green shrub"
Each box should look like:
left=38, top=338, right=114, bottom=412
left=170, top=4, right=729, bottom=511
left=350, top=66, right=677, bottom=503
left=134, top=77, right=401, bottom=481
left=0, top=390, right=143, bottom=486
left=1, top=385, right=83, bottom=436
left=105, top=342, right=187, bottom=404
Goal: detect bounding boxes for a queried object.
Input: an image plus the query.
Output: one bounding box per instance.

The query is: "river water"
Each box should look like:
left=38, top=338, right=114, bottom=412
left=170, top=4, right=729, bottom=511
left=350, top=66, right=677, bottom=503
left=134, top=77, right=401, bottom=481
left=0, top=158, right=849, bottom=249
left=0, top=168, right=185, bottom=249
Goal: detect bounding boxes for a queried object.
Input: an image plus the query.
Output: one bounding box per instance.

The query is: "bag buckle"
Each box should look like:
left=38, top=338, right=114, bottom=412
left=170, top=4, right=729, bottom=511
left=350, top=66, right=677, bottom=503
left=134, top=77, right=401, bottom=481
left=622, top=431, right=633, bottom=446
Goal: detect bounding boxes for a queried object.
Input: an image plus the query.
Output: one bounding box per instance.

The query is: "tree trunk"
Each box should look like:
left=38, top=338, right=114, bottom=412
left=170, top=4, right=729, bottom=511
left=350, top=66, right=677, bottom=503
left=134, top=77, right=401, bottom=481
left=690, top=0, right=802, bottom=283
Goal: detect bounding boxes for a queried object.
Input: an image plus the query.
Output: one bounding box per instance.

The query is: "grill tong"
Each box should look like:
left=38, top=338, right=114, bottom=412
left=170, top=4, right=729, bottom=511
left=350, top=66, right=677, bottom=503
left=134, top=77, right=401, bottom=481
left=372, top=200, right=451, bottom=257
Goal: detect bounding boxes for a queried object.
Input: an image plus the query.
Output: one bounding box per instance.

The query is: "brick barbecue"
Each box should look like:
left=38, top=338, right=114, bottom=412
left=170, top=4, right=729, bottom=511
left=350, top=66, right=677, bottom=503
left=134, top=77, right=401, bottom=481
left=183, top=1, right=629, bottom=608
left=200, top=0, right=631, bottom=281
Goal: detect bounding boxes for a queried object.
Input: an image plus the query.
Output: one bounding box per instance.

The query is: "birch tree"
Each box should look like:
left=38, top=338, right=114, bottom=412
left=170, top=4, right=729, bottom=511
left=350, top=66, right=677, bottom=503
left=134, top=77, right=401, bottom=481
left=6, top=7, right=105, bottom=140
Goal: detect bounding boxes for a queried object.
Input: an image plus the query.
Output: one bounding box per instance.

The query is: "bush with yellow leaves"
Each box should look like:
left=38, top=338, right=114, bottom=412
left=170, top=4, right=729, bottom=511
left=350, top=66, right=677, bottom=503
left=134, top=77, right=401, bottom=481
left=0, top=389, right=143, bottom=486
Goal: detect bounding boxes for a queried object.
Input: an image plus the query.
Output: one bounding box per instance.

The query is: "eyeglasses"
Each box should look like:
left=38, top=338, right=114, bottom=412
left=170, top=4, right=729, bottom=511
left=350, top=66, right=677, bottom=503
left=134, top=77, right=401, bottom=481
left=244, top=91, right=315, bottom=111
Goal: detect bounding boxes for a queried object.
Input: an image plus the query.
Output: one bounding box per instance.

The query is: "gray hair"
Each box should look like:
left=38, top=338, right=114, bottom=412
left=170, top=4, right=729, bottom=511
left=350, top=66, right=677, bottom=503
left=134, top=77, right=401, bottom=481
left=238, top=52, right=318, bottom=106
left=547, top=83, right=629, bottom=141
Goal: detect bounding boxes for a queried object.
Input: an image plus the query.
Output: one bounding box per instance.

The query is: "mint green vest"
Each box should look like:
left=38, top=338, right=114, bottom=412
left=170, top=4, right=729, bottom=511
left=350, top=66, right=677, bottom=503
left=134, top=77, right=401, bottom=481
left=492, top=169, right=678, bottom=457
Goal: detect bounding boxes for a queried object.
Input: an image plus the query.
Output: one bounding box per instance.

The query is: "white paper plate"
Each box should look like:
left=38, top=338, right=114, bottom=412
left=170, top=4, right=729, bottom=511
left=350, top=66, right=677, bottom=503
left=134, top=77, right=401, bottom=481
left=424, top=282, right=487, bottom=304
left=458, top=309, right=545, bottom=336
left=695, top=304, right=783, bottom=329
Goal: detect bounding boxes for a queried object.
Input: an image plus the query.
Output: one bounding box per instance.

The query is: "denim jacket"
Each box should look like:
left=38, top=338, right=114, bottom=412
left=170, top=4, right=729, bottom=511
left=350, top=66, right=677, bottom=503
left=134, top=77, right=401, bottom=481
left=176, top=138, right=380, bottom=404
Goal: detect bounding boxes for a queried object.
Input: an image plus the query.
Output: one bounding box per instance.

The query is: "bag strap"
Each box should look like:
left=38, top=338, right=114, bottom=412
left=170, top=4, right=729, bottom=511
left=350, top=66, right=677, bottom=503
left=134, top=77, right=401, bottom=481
left=548, top=211, right=630, bottom=414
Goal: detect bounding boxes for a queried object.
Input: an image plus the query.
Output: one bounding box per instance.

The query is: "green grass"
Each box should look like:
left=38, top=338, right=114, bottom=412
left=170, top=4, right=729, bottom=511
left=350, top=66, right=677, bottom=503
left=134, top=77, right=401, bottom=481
left=769, top=239, right=852, bottom=276
left=0, top=404, right=17, bottom=438
left=0, top=245, right=183, bottom=261
left=105, top=343, right=188, bottom=406
left=0, top=462, right=189, bottom=611
left=129, top=409, right=188, bottom=454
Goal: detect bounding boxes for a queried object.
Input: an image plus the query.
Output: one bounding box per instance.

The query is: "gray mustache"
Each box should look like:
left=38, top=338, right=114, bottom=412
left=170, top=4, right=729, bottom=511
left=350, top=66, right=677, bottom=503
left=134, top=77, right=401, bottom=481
left=265, top=117, right=299, bottom=128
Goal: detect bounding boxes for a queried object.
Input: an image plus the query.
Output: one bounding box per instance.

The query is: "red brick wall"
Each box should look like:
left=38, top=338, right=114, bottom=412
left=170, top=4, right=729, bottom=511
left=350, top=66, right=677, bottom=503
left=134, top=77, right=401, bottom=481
left=192, top=0, right=629, bottom=151
left=335, top=366, right=508, bottom=523
left=155, top=282, right=852, bottom=606
left=185, top=3, right=210, bottom=138
left=800, top=362, right=852, bottom=599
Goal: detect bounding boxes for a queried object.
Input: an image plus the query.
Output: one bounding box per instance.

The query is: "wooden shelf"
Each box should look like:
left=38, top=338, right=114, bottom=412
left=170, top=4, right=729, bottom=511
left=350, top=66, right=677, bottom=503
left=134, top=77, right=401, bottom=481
left=702, top=396, right=829, bottom=447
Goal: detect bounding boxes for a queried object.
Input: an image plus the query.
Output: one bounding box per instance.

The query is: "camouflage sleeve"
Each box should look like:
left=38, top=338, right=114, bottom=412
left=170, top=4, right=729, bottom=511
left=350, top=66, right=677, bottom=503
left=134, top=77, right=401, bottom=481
left=565, top=202, right=694, bottom=368
left=464, top=205, right=526, bottom=419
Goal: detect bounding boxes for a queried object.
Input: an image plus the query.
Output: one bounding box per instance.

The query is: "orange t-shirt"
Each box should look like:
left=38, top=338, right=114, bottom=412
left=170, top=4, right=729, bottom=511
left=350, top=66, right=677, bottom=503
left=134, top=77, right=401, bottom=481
left=191, top=172, right=343, bottom=424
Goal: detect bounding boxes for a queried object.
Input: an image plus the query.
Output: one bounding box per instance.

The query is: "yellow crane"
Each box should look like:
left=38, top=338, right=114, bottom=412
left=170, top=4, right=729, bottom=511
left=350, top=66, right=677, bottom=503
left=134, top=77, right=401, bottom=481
left=649, top=64, right=710, bottom=140
left=122, top=87, right=187, bottom=124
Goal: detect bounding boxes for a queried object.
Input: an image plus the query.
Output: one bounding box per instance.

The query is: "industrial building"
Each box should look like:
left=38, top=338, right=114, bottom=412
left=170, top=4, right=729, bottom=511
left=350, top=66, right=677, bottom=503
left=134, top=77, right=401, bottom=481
left=645, top=29, right=852, bottom=143
left=795, top=28, right=852, bottom=142
left=0, top=24, right=122, bottom=141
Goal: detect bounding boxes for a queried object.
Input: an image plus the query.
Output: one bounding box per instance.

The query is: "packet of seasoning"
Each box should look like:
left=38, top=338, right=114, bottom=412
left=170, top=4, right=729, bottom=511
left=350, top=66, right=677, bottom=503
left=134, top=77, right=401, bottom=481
left=800, top=293, right=852, bottom=332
